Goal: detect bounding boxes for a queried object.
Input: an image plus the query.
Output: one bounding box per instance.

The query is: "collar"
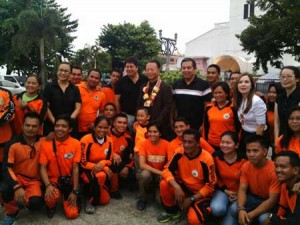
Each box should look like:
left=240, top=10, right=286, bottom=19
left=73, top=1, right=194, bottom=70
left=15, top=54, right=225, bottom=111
left=20, top=134, right=41, bottom=145
left=92, top=132, right=107, bottom=145
left=111, top=128, right=125, bottom=138
left=54, top=136, right=71, bottom=146
left=184, top=147, right=202, bottom=160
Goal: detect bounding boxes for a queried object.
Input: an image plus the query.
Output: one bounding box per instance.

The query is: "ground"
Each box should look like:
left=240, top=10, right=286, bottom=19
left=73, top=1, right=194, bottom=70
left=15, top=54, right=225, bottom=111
left=0, top=190, right=193, bottom=225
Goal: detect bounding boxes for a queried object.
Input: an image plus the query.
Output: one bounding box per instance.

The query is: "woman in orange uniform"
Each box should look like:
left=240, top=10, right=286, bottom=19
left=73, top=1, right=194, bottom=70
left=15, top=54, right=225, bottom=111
left=80, top=115, right=113, bottom=214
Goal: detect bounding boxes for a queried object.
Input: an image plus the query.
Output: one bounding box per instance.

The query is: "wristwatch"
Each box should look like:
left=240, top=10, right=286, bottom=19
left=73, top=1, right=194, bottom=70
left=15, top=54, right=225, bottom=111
left=190, top=196, right=196, bottom=204
left=72, top=189, right=80, bottom=196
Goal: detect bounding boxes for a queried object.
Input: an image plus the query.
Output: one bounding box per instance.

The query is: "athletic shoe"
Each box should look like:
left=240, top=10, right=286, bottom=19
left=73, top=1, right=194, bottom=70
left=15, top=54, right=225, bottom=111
left=2, top=214, right=17, bottom=225
left=136, top=199, right=146, bottom=211
left=110, top=191, right=122, bottom=200
left=157, top=212, right=181, bottom=223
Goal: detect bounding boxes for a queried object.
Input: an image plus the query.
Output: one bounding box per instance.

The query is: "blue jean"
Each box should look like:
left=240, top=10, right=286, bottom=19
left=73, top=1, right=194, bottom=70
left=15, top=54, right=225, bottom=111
left=210, top=190, right=230, bottom=217
left=222, top=194, right=270, bottom=225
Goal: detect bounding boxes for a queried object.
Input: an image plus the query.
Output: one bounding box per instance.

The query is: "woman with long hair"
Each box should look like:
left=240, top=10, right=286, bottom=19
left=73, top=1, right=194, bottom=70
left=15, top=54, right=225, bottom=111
left=276, top=106, right=300, bottom=157
left=203, top=82, right=240, bottom=151
left=233, top=73, right=267, bottom=155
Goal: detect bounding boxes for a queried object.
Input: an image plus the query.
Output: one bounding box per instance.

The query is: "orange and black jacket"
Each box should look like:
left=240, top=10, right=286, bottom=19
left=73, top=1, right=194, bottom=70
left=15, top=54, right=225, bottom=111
left=80, top=133, right=113, bottom=174
left=271, top=181, right=300, bottom=225
left=110, top=129, right=134, bottom=172
left=0, top=87, right=15, bottom=144
left=12, top=92, right=47, bottom=135
left=2, top=135, right=42, bottom=187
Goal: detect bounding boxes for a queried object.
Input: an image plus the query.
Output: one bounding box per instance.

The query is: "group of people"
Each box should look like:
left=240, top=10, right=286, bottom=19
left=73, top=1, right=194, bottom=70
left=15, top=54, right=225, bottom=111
left=0, top=56, right=300, bottom=225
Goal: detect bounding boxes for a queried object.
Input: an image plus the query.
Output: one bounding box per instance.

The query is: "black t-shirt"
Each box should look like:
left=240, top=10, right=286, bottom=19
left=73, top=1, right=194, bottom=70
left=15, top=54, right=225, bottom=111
left=43, top=81, right=81, bottom=117
left=173, top=76, right=212, bottom=130
left=115, top=75, right=148, bottom=115
left=276, top=86, right=300, bottom=135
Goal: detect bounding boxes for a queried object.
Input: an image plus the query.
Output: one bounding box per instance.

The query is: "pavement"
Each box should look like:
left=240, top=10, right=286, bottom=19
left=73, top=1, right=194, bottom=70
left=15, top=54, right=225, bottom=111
left=0, top=190, right=189, bottom=225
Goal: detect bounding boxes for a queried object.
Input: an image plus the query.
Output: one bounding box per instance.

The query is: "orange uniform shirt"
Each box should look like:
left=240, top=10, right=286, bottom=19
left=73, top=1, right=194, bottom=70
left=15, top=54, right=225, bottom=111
left=39, top=137, right=81, bottom=183
left=267, top=110, right=274, bottom=144
left=77, top=83, right=107, bottom=132
left=109, top=130, right=134, bottom=168
left=3, top=135, right=44, bottom=187
left=240, top=160, right=280, bottom=199
left=163, top=147, right=216, bottom=197
left=203, top=102, right=240, bottom=147
left=0, top=87, right=15, bottom=161
left=12, top=93, right=47, bottom=135
left=276, top=135, right=300, bottom=157
left=168, top=136, right=215, bottom=160
left=213, top=154, right=247, bottom=192
left=101, top=86, right=115, bottom=104
left=80, top=134, right=113, bottom=172
left=134, top=123, right=148, bottom=153
left=139, top=139, right=169, bottom=171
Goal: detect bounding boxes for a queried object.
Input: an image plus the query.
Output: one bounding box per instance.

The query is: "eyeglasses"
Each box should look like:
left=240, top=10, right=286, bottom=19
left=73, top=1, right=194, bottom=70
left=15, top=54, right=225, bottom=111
left=58, top=69, right=70, bottom=74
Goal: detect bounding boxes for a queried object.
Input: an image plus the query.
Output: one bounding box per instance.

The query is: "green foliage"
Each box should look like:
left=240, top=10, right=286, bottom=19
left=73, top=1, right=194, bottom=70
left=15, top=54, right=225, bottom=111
left=160, top=70, right=182, bottom=85
left=237, top=0, right=300, bottom=72
left=71, top=45, right=112, bottom=74
left=0, top=0, right=78, bottom=84
left=97, top=21, right=160, bottom=69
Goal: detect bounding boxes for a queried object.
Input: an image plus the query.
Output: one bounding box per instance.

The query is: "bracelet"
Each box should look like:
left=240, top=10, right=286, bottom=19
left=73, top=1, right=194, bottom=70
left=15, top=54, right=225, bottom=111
left=237, top=206, right=246, bottom=213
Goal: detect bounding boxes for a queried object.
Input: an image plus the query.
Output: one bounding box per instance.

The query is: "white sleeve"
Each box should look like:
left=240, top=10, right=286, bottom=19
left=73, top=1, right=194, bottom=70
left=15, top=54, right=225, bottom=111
left=253, top=96, right=267, bottom=125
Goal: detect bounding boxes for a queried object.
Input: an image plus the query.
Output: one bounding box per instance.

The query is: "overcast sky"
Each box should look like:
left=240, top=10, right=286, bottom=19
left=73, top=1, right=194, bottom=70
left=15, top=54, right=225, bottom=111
left=55, top=0, right=230, bottom=53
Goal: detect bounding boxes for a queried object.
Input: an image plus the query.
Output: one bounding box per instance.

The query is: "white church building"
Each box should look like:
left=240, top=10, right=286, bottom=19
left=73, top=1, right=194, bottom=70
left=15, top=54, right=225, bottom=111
left=185, top=0, right=300, bottom=75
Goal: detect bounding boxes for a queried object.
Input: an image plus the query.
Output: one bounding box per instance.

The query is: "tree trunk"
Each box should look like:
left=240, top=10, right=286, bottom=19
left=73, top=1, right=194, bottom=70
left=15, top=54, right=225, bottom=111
left=39, top=37, right=46, bottom=90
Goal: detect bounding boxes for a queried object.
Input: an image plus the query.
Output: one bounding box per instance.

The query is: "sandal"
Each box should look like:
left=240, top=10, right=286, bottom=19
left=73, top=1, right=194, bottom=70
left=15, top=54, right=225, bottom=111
left=85, top=202, right=95, bottom=214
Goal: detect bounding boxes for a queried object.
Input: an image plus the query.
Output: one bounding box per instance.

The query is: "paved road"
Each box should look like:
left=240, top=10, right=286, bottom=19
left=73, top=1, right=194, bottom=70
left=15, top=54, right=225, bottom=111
left=0, top=190, right=189, bottom=225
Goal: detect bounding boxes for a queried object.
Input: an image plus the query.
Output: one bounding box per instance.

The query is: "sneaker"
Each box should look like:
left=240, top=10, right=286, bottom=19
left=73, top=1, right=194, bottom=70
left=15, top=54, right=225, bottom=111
left=85, top=202, right=96, bottom=214
left=110, top=191, right=122, bottom=200
left=2, top=214, right=17, bottom=225
left=46, top=206, right=56, bottom=218
left=136, top=199, right=146, bottom=211
left=157, top=212, right=181, bottom=223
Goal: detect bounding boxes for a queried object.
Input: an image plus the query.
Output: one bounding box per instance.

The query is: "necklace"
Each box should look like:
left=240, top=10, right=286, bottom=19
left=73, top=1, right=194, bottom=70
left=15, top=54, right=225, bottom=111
left=143, top=79, right=161, bottom=107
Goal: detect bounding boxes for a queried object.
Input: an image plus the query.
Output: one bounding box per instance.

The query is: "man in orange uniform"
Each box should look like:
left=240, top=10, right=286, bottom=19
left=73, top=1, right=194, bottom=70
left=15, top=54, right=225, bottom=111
left=158, top=129, right=217, bottom=224
left=0, top=87, right=15, bottom=169
left=266, top=151, right=300, bottom=225
left=109, top=113, right=134, bottom=199
left=224, top=135, right=280, bottom=225
left=1, top=112, right=43, bottom=225
left=101, top=69, right=122, bottom=103
left=168, top=117, right=215, bottom=160
left=40, top=115, right=81, bottom=219
left=77, top=69, right=106, bottom=139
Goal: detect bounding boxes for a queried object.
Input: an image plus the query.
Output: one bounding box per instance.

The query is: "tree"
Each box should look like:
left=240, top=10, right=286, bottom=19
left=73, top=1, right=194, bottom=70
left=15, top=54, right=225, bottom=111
left=97, top=21, right=160, bottom=69
left=0, top=0, right=78, bottom=85
left=72, top=45, right=112, bottom=74
left=237, top=0, right=300, bottom=72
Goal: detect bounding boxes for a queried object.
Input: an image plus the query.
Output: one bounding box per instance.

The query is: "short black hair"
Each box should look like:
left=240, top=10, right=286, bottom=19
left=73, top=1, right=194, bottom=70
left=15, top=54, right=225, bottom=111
left=26, top=74, right=42, bottom=85
left=104, top=103, right=117, bottom=111
left=207, top=64, right=221, bottom=74
left=280, top=66, right=300, bottom=80
left=23, top=111, right=41, bottom=124
left=111, top=68, right=122, bottom=76
left=146, top=60, right=161, bottom=69
left=182, top=128, right=200, bottom=142
left=94, top=115, right=110, bottom=127
left=245, top=134, right=267, bottom=148
left=54, top=114, right=74, bottom=128
left=173, top=117, right=190, bottom=126
left=221, top=131, right=239, bottom=144
left=59, top=62, right=72, bottom=72
left=147, top=121, right=163, bottom=134
left=181, top=58, right=196, bottom=69
left=276, top=150, right=300, bottom=167
left=125, top=57, right=138, bottom=67
left=212, top=82, right=230, bottom=100
left=72, top=66, right=82, bottom=73
left=136, top=107, right=150, bottom=116
left=87, top=69, right=101, bottom=77
left=229, top=71, right=241, bottom=79
left=112, top=113, right=128, bottom=123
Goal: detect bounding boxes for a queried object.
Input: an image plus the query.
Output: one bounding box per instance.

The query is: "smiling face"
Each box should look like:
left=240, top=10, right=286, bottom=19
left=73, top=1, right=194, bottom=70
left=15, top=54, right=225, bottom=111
left=207, top=67, right=219, bottom=84
left=94, top=119, right=109, bottom=139
left=213, top=86, right=227, bottom=104
left=54, top=119, right=72, bottom=141
left=237, top=75, right=252, bottom=96
left=288, top=110, right=300, bottom=133
left=145, top=62, right=159, bottom=82
left=280, top=68, right=299, bottom=90
left=86, top=70, right=101, bottom=89
left=275, top=156, right=299, bottom=182
left=220, top=134, right=238, bottom=155
left=181, top=61, right=196, bottom=82
left=25, top=76, right=40, bottom=96
left=174, top=121, right=190, bottom=138
left=147, top=125, right=161, bottom=143
left=125, top=63, right=138, bottom=77
left=113, top=117, right=128, bottom=134
left=136, top=109, right=150, bottom=126
left=57, top=63, right=71, bottom=82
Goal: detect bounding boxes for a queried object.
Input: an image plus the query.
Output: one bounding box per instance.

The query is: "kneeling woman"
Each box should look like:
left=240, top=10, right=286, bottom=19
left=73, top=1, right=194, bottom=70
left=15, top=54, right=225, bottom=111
left=136, top=122, right=169, bottom=210
left=80, top=116, right=113, bottom=214
left=210, top=131, right=247, bottom=224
